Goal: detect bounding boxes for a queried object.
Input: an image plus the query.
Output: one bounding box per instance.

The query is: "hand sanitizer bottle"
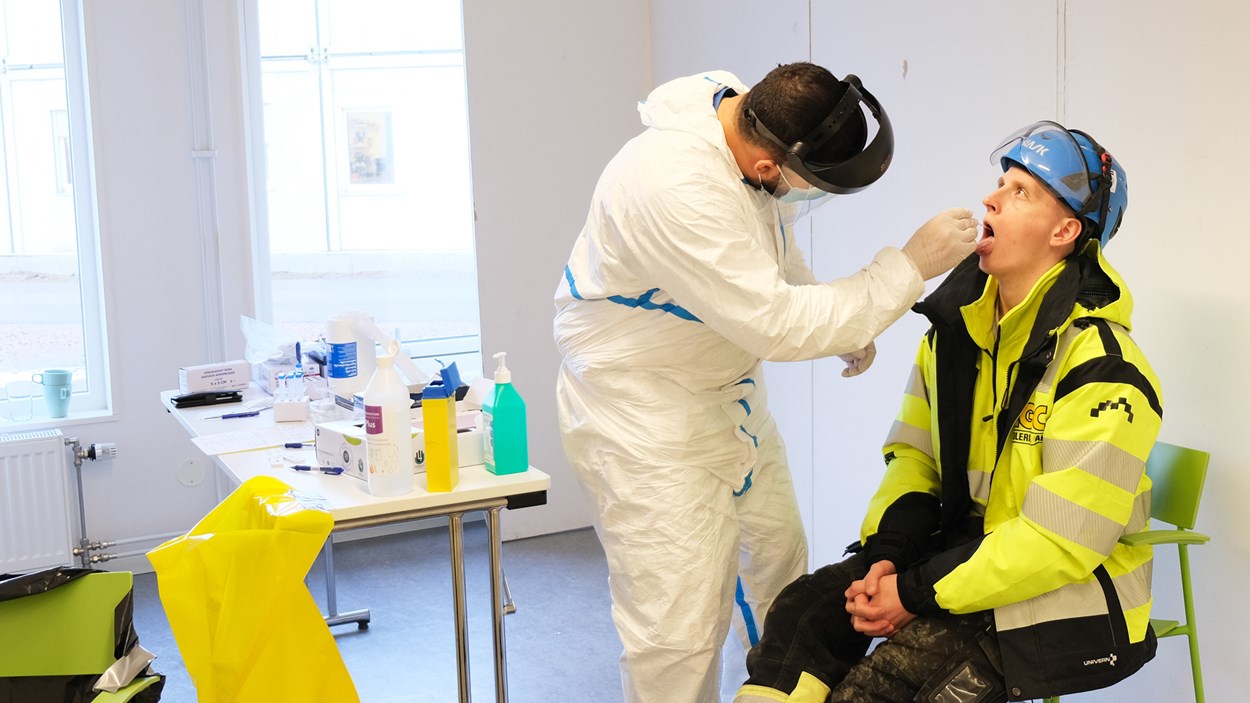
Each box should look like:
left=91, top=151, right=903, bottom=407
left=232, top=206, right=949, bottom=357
left=483, top=351, right=528, bottom=475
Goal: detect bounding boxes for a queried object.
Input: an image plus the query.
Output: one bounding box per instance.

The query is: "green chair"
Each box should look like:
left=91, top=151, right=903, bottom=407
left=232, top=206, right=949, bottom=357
left=1045, top=441, right=1211, bottom=703
left=0, top=570, right=163, bottom=701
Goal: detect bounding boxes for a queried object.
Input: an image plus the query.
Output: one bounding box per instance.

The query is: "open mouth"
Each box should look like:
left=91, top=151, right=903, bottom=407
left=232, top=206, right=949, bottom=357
left=976, top=222, right=995, bottom=255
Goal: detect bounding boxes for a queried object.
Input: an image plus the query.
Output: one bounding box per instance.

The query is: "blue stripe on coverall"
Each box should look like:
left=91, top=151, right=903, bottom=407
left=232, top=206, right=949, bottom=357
left=732, top=373, right=761, bottom=644
left=564, top=266, right=702, bottom=322
left=736, top=577, right=761, bottom=646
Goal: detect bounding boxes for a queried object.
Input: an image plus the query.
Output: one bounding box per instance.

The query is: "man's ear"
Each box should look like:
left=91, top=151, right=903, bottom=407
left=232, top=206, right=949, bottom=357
left=1053, top=217, right=1083, bottom=249
left=752, top=158, right=780, bottom=185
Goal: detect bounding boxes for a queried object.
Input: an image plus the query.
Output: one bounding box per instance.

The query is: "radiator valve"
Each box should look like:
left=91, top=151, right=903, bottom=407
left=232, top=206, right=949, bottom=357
left=64, top=438, right=118, bottom=468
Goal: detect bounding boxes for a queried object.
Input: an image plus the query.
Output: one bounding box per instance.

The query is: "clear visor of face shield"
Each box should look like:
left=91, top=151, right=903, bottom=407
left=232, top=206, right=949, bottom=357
left=989, top=121, right=1094, bottom=210
left=772, top=165, right=838, bottom=220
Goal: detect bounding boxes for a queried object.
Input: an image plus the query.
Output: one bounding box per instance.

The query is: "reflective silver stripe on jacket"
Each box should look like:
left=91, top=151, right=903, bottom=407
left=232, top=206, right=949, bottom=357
left=884, top=419, right=932, bottom=458
left=995, top=561, right=1152, bottom=631
left=1022, top=481, right=1126, bottom=554
left=903, top=363, right=928, bottom=401
left=1042, top=438, right=1146, bottom=492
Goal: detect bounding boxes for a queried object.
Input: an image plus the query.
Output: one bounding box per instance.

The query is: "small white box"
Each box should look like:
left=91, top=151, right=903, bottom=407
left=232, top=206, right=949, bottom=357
left=178, top=360, right=251, bottom=394
left=315, top=420, right=370, bottom=478
left=315, top=418, right=485, bottom=482
left=273, top=396, right=310, bottom=422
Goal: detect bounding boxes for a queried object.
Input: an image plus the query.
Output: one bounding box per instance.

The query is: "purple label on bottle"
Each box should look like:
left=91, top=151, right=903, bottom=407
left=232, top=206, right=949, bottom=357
left=365, top=404, right=383, bottom=434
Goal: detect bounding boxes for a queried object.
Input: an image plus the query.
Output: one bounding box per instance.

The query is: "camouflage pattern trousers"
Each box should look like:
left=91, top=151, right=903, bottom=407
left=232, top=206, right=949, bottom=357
left=738, top=552, right=1007, bottom=703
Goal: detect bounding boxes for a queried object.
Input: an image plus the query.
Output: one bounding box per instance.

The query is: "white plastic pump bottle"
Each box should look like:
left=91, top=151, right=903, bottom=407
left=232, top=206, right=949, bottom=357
left=363, top=341, right=413, bottom=497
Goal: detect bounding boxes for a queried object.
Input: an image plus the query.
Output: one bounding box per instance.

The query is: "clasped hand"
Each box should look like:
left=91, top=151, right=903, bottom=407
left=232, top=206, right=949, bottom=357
left=844, top=560, right=915, bottom=638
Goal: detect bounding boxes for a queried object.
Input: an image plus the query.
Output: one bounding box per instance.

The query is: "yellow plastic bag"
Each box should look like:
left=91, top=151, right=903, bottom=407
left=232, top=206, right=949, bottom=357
left=147, top=476, right=359, bottom=703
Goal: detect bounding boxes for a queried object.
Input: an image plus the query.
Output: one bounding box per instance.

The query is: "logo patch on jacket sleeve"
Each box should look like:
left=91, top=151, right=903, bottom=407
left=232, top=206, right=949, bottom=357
left=1090, top=397, right=1134, bottom=422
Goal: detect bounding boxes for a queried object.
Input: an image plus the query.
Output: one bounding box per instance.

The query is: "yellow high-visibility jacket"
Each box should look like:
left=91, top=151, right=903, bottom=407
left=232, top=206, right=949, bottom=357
left=861, top=244, right=1162, bottom=701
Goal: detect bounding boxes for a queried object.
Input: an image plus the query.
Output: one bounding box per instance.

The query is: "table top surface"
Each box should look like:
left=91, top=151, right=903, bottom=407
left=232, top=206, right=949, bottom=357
left=161, top=387, right=550, bottom=523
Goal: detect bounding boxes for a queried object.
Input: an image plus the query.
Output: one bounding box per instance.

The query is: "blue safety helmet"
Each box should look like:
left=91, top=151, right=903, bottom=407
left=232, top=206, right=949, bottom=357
left=990, top=121, right=1127, bottom=248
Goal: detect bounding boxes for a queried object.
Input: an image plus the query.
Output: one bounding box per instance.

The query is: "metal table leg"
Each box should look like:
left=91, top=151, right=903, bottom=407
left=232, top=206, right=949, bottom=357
left=331, top=497, right=521, bottom=700
left=487, top=506, right=510, bottom=703
left=322, top=535, right=370, bottom=628
left=450, top=512, right=472, bottom=703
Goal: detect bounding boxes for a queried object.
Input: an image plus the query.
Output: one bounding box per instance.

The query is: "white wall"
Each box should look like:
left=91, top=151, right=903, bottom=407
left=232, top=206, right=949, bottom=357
left=653, top=0, right=1249, bottom=700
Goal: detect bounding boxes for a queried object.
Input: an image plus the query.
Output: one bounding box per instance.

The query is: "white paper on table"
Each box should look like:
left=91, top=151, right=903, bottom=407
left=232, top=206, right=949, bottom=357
left=191, top=423, right=315, bottom=455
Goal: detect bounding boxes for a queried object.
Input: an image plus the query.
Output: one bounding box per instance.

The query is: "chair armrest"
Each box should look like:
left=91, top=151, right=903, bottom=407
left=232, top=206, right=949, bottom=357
left=1120, top=529, right=1210, bottom=547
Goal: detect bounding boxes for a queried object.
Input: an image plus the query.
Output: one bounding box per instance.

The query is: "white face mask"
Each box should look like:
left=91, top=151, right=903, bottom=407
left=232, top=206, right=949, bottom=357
left=765, top=167, right=832, bottom=203
left=757, top=166, right=838, bottom=226
left=777, top=183, right=829, bottom=203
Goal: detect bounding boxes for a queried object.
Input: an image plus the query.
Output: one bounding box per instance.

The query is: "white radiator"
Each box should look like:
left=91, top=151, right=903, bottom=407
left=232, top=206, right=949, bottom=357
left=0, top=429, right=76, bottom=574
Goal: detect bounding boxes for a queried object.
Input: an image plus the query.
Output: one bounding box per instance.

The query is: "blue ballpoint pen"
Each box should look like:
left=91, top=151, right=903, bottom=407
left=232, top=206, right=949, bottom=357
left=291, top=465, right=344, bottom=475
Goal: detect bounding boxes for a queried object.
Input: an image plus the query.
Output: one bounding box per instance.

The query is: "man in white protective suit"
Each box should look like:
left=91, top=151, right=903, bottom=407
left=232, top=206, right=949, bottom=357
left=553, top=62, right=978, bottom=703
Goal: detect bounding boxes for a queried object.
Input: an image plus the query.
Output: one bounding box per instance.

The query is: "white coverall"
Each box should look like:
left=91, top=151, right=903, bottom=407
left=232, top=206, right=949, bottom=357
left=553, top=71, right=926, bottom=703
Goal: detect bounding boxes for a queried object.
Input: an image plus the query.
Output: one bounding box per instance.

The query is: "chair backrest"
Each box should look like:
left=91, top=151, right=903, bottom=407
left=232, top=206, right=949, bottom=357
left=0, top=570, right=133, bottom=676
left=1146, top=441, right=1210, bottom=531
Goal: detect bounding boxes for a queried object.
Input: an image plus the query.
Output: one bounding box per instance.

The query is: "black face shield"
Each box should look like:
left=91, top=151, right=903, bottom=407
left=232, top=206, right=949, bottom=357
left=746, top=74, right=894, bottom=195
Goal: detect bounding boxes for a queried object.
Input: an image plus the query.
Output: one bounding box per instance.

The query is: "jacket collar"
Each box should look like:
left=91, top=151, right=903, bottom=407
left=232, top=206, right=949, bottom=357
left=914, top=243, right=1128, bottom=361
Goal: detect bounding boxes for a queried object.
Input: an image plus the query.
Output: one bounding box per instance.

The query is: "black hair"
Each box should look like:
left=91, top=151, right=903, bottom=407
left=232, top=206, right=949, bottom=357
left=738, top=62, right=868, bottom=165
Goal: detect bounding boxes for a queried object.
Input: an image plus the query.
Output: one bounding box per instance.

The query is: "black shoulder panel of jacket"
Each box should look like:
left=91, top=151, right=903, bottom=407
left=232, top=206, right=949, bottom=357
left=1055, top=318, right=1162, bottom=419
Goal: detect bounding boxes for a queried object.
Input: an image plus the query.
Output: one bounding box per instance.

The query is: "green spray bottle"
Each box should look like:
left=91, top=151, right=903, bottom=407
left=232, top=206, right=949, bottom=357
left=483, top=351, right=528, bottom=475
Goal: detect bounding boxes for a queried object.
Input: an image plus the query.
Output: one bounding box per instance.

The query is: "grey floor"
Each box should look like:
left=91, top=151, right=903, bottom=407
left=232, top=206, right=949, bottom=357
left=132, top=524, right=625, bottom=702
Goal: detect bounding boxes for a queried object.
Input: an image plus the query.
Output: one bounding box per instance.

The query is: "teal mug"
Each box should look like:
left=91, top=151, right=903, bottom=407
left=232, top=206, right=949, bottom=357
left=32, top=369, right=73, bottom=419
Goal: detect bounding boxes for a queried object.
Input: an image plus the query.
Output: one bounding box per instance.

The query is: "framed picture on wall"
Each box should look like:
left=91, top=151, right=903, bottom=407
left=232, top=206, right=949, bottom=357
left=346, top=110, right=394, bottom=185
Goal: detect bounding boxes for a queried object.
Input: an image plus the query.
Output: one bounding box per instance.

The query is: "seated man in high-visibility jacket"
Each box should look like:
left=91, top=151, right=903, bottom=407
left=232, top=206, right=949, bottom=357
left=734, top=121, right=1161, bottom=703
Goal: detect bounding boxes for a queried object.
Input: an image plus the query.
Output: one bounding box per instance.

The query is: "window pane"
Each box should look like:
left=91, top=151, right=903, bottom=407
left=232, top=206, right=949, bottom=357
left=8, top=76, right=77, bottom=253
left=260, top=65, right=329, bottom=252
left=255, top=0, right=317, bottom=56
left=324, top=0, right=463, bottom=53
left=328, top=62, right=474, bottom=252
left=1, top=2, right=64, bottom=64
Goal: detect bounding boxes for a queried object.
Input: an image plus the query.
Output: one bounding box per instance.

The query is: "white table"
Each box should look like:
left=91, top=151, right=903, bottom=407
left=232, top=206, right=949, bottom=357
left=159, top=388, right=549, bottom=703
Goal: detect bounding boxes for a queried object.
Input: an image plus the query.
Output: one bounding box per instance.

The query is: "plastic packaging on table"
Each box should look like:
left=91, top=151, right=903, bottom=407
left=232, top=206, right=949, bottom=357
left=147, top=476, right=359, bottom=703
